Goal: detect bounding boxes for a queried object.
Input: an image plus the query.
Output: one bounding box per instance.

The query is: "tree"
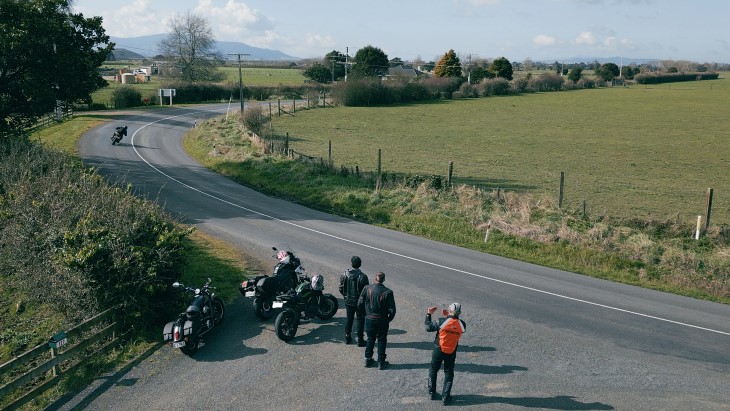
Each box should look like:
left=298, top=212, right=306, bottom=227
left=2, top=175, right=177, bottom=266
left=596, top=63, right=620, bottom=81
left=158, top=12, right=223, bottom=82
left=303, top=62, right=332, bottom=83
left=567, top=67, right=583, bottom=83
left=488, top=57, right=514, bottom=80
left=468, top=65, right=492, bottom=84
left=0, top=0, right=113, bottom=137
left=434, top=49, right=462, bottom=77
left=349, top=45, right=389, bottom=79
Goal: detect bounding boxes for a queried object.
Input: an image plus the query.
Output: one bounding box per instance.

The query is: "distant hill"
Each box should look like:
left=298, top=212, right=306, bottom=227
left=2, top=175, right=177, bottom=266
left=108, top=48, right=146, bottom=61
left=109, top=34, right=300, bottom=61
left=541, top=56, right=661, bottom=66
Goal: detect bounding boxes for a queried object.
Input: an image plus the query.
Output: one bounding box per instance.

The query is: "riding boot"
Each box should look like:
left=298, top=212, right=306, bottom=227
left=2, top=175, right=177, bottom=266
left=427, top=375, right=437, bottom=400
left=442, top=379, right=453, bottom=404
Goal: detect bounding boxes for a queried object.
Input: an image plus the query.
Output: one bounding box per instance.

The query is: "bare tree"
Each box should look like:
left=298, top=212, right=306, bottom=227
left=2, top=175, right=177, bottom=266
left=158, top=12, right=223, bottom=82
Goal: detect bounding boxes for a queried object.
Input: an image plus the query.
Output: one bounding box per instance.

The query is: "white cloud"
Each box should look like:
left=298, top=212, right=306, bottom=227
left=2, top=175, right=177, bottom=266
left=575, top=31, right=598, bottom=46
left=533, top=34, right=556, bottom=46
left=305, top=34, right=336, bottom=49
left=194, top=0, right=275, bottom=40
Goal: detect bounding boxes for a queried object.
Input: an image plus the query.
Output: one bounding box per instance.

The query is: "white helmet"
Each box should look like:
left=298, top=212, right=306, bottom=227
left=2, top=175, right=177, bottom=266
left=310, top=275, right=324, bottom=291
left=276, top=250, right=290, bottom=265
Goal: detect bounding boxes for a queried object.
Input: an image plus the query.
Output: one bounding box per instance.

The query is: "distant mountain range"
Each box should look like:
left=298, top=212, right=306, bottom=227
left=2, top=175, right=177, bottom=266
left=543, top=56, right=661, bottom=66
left=109, top=34, right=300, bottom=61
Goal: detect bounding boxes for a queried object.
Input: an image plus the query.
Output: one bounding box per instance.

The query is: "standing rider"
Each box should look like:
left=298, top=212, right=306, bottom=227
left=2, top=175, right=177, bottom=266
left=339, top=256, right=369, bottom=346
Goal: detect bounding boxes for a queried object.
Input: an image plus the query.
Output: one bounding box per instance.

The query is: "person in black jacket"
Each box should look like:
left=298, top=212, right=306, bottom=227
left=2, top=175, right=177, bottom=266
left=339, top=256, right=369, bottom=346
left=425, top=303, right=466, bottom=405
left=358, top=272, right=396, bottom=370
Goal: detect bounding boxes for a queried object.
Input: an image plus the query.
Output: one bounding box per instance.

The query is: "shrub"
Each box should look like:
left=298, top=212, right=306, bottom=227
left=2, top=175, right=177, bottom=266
left=241, top=105, right=269, bottom=135
left=456, top=82, right=479, bottom=98
left=528, top=73, right=565, bottom=91
left=479, top=78, right=511, bottom=96
left=112, top=86, right=142, bottom=108
left=512, top=77, right=529, bottom=93
left=419, top=76, right=463, bottom=99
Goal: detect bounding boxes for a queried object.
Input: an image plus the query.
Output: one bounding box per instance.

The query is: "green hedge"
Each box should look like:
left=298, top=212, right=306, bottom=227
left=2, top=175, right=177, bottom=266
left=634, top=72, right=720, bottom=84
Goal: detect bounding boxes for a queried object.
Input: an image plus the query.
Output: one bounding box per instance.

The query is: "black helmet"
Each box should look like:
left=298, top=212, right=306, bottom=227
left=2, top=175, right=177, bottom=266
left=351, top=256, right=362, bottom=268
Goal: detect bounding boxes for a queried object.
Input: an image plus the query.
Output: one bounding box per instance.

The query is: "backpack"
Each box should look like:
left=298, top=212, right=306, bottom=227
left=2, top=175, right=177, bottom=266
left=343, top=268, right=362, bottom=305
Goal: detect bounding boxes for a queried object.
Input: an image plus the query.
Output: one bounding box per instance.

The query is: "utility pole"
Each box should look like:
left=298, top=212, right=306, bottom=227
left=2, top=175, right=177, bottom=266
left=228, top=53, right=250, bottom=113
left=336, top=47, right=353, bottom=82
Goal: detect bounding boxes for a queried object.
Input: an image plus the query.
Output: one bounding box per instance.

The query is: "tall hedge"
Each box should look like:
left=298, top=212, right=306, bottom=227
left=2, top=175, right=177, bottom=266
left=0, top=139, right=190, bottom=325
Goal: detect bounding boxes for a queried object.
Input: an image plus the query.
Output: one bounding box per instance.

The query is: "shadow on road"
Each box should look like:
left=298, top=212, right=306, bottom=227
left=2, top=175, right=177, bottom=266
left=450, top=394, right=614, bottom=410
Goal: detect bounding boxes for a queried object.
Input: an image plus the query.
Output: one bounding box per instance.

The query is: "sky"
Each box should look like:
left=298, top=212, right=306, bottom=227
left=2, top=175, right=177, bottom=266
left=71, top=0, right=730, bottom=63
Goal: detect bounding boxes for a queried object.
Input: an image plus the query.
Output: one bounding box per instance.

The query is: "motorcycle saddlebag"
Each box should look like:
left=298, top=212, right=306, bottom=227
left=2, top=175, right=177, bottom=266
left=162, top=321, right=174, bottom=341
left=257, top=276, right=278, bottom=294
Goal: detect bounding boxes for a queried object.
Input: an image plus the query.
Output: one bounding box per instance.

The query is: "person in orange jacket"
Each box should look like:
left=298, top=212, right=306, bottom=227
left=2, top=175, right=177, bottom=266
left=425, top=303, right=466, bottom=405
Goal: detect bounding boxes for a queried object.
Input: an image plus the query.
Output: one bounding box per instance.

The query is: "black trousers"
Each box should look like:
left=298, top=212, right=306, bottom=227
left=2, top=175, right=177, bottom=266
left=344, top=304, right=365, bottom=339
left=364, top=317, right=389, bottom=362
left=429, top=347, right=456, bottom=397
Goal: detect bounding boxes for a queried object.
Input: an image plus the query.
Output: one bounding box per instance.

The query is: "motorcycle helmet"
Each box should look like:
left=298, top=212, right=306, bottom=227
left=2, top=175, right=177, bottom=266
left=276, top=250, right=291, bottom=264
left=310, top=275, right=324, bottom=291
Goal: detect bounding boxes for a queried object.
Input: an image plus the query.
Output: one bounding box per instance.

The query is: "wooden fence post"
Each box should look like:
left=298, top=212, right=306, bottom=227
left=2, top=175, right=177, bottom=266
left=285, top=132, right=289, bottom=154
left=328, top=140, right=332, bottom=166
left=376, top=149, right=382, bottom=192
left=704, top=188, right=714, bottom=230
left=293, top=99, right=296, bottom=113
left=447, top=161, right=453, bottom=188
left=269, top=102, right=272, bottom=120
left=582, top=200, right=587, bottom=218
left=277, top=99, right=281, bottom=117
left=559, top=171, right=565, bottom=208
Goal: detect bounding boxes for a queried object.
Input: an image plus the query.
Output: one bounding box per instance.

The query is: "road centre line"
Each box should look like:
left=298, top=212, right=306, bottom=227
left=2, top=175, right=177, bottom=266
left=129, top=112, right=730, bottom=338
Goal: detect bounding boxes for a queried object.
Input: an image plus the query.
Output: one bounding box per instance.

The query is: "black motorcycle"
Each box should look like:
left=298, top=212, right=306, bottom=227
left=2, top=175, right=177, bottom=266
left=239, top=246, right=307, bottom=320
left=163, top=278, right=224, bottom=355
left=111, top=125, right=127, bottom=145
left=274, top=274, right=338, bottom=342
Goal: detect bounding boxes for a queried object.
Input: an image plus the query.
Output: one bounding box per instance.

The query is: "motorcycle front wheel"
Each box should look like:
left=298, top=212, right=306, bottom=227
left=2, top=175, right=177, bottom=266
left=212, top=296, right=225, bottom=325
left=316, top=294, right=339, bottom=320
left=274, top=309, right=299, bottom=341
left=254, top=296, right=274, bottom=320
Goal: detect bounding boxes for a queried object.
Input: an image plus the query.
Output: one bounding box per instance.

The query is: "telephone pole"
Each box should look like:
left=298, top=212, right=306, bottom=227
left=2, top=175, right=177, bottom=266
left=228, top=53, right=250, bottom=113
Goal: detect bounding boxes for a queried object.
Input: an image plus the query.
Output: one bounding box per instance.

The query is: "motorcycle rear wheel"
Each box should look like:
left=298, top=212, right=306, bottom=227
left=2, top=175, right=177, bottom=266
left=316, top=294, right=338, bottom=320
left=212, top=296, right=225, bottom=325
left=274, top=309, right=299, bottom=341
left=254, top=296, right=274, bottom=320
left=180, top=335, right=199, bottom=355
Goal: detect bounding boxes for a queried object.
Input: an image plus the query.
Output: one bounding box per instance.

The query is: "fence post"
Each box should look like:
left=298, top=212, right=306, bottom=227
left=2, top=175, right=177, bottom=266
left=559, top=171, right=565, bottom=208
left=285, top=132, right=289, bottom=154
left=704, top=188, right=713, bottom=230
left=447, top=161, right=453, bottom=188
left=278, top=99, right=281, bottom=117
left=50, top=346, right=60, bottom=377
left=582, top=200, right=587, bottom=218
left=269, top=102, right=272, bottom=120
left=293, top=99, right=296, bottom=113
left=376, top=149, right=382, bottom=193
left=328, top=140, right=332, bottom=166
left=356, top=165, right=360, bottom=178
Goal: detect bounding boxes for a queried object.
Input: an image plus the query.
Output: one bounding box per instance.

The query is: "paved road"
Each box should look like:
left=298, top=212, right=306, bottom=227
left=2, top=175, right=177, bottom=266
left=52, top=106, right=730, bottom=410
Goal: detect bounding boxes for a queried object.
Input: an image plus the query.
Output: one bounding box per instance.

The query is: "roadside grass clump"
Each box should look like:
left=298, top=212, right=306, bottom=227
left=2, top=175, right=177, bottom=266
left=185, top=114, right=729, bottom=303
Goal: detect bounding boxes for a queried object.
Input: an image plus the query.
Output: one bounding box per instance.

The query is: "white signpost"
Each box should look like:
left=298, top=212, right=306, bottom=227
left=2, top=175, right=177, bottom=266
left=159, top=88, right=176, bottom=106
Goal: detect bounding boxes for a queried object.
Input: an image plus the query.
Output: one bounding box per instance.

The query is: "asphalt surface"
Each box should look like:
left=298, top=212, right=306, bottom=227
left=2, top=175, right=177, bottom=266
left=50, top=105, right=730, bottom=410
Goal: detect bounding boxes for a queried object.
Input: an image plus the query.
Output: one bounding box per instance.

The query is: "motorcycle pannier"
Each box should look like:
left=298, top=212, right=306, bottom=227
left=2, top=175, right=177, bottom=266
left=257, top=276, right=278, bottom=294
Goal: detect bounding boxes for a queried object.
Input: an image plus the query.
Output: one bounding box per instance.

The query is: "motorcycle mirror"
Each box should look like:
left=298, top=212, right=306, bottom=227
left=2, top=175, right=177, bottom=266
left=172, top=282, right=182, bottom=288
left=272, top=246, right=278, bottom=251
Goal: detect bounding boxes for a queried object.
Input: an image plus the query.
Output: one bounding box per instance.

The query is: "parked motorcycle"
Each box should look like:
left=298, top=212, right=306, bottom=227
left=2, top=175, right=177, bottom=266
left=273, top=274, right=338, bottom=342
left=163, top=278, right=224, bottom=355
left=111, top=125, right=127, bottom=145
left=239, top=246, right=307, bottom=320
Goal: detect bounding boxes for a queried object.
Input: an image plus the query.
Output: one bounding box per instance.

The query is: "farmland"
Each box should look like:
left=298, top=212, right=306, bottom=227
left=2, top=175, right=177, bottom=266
left=271, top=76, right=730, bottom=225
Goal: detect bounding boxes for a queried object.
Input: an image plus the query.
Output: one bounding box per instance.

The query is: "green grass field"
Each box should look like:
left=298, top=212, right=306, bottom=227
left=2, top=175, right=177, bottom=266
left=91, top=66, right=306, bottom=105
left=272, top=77, right=730, bottom=225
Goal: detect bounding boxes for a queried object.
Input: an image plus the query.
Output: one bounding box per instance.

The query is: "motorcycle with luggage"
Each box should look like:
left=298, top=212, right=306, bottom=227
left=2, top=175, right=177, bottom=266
left=163, top=278, right=224, bottom=355
left=239, top=246, right=307, bottom=320
left=273, top=274, right=338, bottom=342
